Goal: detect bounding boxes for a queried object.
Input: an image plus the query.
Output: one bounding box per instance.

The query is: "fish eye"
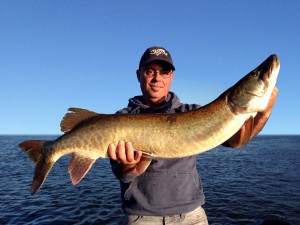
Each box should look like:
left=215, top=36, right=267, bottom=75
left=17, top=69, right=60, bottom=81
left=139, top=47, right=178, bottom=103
left=251, top=71, right=259, bottom=77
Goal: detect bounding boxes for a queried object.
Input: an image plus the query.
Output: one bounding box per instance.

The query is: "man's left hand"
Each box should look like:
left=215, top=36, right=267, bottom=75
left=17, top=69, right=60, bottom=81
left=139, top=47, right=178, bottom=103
left=226, top=86, right=278, bottom=148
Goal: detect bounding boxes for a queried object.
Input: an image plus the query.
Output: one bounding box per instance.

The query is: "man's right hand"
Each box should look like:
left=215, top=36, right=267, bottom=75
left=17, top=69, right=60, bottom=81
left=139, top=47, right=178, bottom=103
left=107, top=140, right=145, bottom=175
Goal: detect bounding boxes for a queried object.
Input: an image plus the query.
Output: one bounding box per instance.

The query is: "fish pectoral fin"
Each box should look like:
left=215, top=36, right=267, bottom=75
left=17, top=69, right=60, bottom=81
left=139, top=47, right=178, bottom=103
left=135, top=155, right=153, bottom=176
left=60, top=108, right=99, bottom=133
left=68, top=154, right=96, bottom=185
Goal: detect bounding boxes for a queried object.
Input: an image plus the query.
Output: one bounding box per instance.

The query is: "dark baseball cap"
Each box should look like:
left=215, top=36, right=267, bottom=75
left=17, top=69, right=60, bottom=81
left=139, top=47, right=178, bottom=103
left=139, top=46, right=175, bottom=71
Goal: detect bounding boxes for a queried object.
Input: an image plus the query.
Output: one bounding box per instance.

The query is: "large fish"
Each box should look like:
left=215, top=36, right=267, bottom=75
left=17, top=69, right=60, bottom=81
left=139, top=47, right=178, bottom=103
left=19, top=54, right=280, bottom=194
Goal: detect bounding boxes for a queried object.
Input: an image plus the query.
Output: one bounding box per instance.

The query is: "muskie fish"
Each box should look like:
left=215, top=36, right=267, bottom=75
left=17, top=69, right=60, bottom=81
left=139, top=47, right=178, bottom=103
left=19, top=54, right=280, bottom=194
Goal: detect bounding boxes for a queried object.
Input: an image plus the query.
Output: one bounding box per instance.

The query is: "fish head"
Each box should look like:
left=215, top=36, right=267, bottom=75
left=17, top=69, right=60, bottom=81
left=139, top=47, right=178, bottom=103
left=228, top=54, right=280, bottom=114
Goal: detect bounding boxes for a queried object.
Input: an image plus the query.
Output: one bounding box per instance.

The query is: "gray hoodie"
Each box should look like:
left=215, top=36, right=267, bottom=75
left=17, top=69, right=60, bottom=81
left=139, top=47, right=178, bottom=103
left=111, top=92, right=205, bottom=216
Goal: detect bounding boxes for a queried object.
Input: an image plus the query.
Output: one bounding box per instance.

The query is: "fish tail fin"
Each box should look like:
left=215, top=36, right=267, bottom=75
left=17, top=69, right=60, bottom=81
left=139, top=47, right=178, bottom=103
left=18, top=140, right=54, bottom=195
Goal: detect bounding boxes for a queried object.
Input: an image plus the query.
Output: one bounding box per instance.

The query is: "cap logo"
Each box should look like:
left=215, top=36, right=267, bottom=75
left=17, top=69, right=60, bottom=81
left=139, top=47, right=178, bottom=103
left=150, top=48, right=168, bottom=56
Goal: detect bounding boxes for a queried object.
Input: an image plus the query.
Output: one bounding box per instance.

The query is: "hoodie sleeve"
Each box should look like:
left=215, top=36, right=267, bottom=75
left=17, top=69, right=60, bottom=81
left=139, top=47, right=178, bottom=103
left=110, top=159, right=137, bottom=183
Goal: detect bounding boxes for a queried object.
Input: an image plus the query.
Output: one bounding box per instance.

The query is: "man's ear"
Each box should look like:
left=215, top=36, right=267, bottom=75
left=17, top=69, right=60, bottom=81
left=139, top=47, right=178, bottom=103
left=136, top=70, right=141, bottom=82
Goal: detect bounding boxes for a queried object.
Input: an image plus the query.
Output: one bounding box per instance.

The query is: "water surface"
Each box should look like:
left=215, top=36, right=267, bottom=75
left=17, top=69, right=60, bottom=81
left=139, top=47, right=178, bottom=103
left=1, top=135, right=299, bottom=224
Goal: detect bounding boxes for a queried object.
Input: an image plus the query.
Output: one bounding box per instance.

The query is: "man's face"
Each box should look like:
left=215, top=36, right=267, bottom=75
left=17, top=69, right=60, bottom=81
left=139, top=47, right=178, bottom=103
left=137, top=62, right=174, bottom=107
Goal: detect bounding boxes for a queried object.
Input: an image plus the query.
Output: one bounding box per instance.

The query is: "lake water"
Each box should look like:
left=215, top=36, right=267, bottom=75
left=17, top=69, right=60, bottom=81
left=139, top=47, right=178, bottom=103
left=1, top=135, right=299, bottom=224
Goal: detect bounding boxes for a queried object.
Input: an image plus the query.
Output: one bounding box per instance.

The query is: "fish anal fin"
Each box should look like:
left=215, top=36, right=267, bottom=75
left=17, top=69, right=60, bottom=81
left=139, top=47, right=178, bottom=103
left=68, top=154, right=96, bottom=185
left=60, top=108, right=98, bottom=133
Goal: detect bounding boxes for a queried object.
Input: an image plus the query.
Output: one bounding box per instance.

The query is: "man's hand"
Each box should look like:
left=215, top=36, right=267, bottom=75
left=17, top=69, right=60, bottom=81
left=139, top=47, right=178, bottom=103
left=108, top=140, right=151, bottom=175
left=250, top=86, right=278, bottom=139
left=226, top=86, right=278, bottom=148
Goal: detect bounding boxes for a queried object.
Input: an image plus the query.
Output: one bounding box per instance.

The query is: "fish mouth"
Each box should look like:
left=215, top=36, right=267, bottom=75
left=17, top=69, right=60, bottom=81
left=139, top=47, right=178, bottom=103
left=243, top=90, right=263, bottom=97
left=227, top=54, right=280, bottom=114
left=260, top=54, right=280, bottom=80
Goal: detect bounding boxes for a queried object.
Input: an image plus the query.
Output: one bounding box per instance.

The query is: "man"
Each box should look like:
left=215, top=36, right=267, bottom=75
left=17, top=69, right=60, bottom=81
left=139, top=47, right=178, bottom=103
left=107, top=46, right=278, bottom=225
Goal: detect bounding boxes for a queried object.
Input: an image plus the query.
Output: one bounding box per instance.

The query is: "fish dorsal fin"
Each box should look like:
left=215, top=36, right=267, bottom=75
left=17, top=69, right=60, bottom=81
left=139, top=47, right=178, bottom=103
left=60, top=108, right=98, bottom=133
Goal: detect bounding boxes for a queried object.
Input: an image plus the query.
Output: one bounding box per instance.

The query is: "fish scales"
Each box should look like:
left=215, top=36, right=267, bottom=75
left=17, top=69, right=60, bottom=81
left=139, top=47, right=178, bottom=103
left=57, top=107, right=236, bottom=158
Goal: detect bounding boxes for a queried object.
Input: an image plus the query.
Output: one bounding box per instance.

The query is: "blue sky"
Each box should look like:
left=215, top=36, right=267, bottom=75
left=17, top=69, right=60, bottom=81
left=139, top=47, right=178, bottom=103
left=1, top=1, right=299, bottom=135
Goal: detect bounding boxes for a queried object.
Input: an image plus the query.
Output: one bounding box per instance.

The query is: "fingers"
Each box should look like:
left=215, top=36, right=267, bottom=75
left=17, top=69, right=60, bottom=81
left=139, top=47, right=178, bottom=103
left=272, top=86, right=279, bottom=96
left=107, top=143, right=117, bottom=160
left=265, top=86, right=278, bottom=111
left=107, top=140, right=141, bottom=165
left=124, top=142, right=135, bottom=163
left=134, top=149, right=142, bottom=161
left=258, top=86, right=278, bottom=118
left=249, top=86, right=279, bottom=139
